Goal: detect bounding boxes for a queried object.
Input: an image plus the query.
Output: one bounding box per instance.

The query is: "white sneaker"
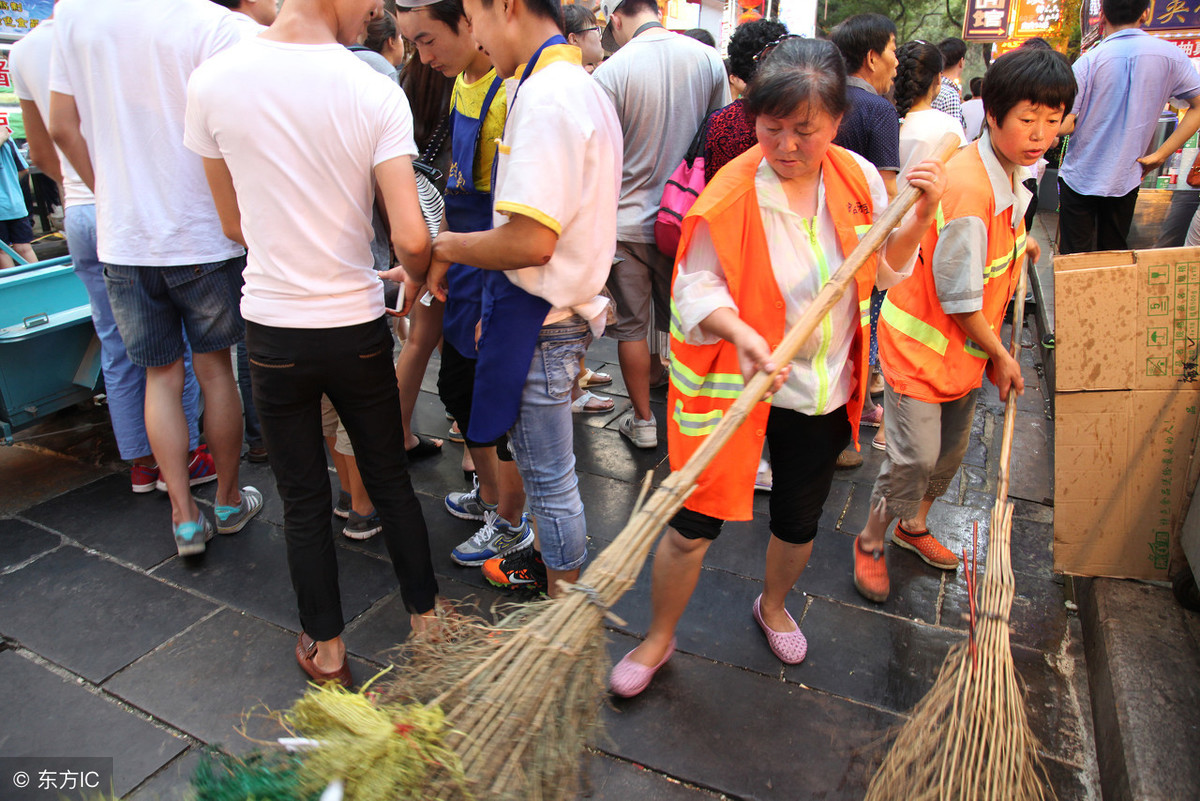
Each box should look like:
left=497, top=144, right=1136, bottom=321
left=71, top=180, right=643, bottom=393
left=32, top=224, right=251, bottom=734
left=618, top=411, right=658, bottom=449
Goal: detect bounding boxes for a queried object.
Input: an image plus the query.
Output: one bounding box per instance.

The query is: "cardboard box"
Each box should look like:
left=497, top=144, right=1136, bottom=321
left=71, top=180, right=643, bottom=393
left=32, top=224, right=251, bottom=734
left=1054, top=247, right=1200, bottom=580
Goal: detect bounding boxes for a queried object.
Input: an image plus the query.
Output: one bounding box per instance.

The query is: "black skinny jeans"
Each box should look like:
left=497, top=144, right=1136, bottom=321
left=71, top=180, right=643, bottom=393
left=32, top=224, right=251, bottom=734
left=246, top=317, right=438, bottom=640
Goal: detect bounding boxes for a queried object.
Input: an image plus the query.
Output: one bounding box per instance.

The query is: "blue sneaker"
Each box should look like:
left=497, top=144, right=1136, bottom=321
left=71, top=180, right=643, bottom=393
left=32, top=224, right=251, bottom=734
left=451, top=511, right=534, bottom=566
left=214, top=486, right=263, bottom=535
left=444, top=476, right=496, bottom=522
left=174, top=514, right=214, bottom=556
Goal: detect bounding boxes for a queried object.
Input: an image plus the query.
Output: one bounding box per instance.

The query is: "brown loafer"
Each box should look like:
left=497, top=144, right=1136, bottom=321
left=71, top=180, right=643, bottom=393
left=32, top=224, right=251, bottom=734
left=295, top=632, right=352, bottom=688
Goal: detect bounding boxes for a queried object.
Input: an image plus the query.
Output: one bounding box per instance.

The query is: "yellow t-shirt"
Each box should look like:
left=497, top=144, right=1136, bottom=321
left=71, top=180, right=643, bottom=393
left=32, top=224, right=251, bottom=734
left=450, top=68, right=507, bottom=193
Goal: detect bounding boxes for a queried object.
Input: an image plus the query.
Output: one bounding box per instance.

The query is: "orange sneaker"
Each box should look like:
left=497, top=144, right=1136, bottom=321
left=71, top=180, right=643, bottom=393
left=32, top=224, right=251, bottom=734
left=853, top=536, right=889, bottom=602
left=892, top=523, right=960, bottom=570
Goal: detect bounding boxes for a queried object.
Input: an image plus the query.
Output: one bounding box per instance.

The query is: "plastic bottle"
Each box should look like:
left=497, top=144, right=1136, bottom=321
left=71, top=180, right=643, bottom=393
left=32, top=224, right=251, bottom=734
left=1167, top=149, right=1183, bottom=186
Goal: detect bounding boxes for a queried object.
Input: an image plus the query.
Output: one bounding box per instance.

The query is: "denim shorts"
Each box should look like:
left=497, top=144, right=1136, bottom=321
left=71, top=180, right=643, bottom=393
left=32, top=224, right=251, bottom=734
left=104, top=256, right=246, bottom=367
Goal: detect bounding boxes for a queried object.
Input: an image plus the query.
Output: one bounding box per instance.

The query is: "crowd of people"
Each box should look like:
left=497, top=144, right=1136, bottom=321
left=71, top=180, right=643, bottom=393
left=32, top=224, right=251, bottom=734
left=5, top=0, right=1181, bottom=692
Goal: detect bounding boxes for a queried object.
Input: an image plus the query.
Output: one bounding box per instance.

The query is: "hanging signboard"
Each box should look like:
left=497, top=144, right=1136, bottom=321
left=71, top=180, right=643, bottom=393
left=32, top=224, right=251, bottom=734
left=1148, top=0, right=1200, bottom=33
left=1012, top=0, right=1061, bottom=37
left=0, top=0, right=52, bottom=39
left=963, top=0, right=1013, bottom=41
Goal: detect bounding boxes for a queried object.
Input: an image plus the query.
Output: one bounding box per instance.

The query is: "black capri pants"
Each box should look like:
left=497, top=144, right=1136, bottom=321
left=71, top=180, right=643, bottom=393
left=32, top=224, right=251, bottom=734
left=436, top=338, right=512, bottom=459
left=671, top=404, right=852, bottom=545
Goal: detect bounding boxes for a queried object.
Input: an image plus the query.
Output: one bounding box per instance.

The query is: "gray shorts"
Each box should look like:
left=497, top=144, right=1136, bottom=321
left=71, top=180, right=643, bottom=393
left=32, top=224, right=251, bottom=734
left=320, top=395, right=354, bottom=457
left=869, top=382, right=976, bottom=521
left=605, top=240, right=673, bottom=341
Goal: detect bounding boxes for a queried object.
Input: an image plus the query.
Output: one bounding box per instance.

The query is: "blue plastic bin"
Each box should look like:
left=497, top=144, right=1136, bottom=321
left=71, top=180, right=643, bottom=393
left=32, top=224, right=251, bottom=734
left=0, top=257, right=100, bottom=443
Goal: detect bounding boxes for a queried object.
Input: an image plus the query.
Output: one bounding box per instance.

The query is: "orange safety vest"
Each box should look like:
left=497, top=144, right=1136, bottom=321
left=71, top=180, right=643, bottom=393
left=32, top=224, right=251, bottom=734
left=667, top=144, right=878, bottom=523
left=878, top=142, right=1026, bottom=403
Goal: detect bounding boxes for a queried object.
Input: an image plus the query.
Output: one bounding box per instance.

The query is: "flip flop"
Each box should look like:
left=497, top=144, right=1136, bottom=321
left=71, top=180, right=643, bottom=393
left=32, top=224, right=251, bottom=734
left=578, top=368, right=612, bottom=389
left=406, top=433, right=443, bottom=459
left=446, top=421, right=465, bottom=443
left=571, top=390, right=615, bottom=414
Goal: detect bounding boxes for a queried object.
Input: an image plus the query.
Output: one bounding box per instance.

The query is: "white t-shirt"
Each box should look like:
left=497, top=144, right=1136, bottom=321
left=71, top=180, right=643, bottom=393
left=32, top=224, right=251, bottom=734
left=898, top=108, right=966, bottom=188
left=49, top=0, right=249, bottom=266
left=492, top=47, right=622, bottom=323
left=9, top=19, right=93, bottom=209
left=593, top=28, right=728, bottom=243
left=961, top=97, right=985, bottom=141
left=185, top=38, right=419, bottom=329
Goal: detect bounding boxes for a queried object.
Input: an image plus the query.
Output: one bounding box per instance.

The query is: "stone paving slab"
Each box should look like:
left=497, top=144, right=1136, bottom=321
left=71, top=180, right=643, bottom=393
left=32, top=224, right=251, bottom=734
left=0, top=649, right=187, bottom=796
left=601, top=632, right=901, bottom=800
left=0, top=545, right=217, bottom=683
left=21, top=473, right=182, bottom=570
left=0, top=444, right=113, bottom=516
left=150, top=517, right=398, bottom=635
left=104, top=608, right=374, bottom=755
left=0, top=516, right=60, bottom=569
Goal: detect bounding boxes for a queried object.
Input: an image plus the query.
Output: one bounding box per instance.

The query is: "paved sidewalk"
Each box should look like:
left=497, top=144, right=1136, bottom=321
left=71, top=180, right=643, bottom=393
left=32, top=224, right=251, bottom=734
left=0, top=322, right=1098, bottom=799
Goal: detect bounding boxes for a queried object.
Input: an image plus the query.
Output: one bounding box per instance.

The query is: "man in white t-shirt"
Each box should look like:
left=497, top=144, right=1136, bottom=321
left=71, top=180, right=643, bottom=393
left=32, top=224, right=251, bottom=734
left=426, top=0, right=622, bottom=597
left=185, top=0, right=441, bottom=686
left=48, top=0, right=261, bottom=556
left=11, top=6, right=209, bottom=496
left=593, top=0, right=728, bottom=450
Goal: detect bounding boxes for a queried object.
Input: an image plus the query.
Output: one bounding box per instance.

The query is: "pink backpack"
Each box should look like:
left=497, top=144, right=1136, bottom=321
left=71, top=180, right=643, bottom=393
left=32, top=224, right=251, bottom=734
left=655, top=114, right=713, bottom=259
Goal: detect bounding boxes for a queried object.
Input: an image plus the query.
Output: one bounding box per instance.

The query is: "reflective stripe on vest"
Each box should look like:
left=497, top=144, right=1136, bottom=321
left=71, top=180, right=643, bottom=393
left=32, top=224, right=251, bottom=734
left=673, top=399, right=723, bottom=436
left=880, top=295, right=950, bottom=356
left=670, top=356, right=744, bottom=400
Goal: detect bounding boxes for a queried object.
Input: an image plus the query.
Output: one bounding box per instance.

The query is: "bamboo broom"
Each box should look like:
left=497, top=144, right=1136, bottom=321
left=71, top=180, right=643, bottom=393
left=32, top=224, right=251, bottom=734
left=324, top=132, right=963, bottom=801
left=863, top=232, right=1056, bottom=801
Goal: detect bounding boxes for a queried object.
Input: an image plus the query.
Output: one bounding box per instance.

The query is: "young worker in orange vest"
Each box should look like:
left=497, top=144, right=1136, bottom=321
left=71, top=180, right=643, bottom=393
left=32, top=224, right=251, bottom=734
left=609, top=37, right=947, bottom=698
left=853, top=47, right=1077, bottom=603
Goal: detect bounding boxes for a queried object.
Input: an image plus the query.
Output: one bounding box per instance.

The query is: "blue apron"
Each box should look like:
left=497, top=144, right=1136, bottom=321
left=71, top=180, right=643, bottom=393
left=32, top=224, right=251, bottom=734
left=467, top=37, right=565, bottom=444
left=442, top=74, right=503, bottom=358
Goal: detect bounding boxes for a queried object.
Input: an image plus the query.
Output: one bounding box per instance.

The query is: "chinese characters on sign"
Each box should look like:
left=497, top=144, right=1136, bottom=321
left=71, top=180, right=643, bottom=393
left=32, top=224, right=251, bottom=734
left=964, top=0, right=1013, bottom=41
left=1149, top=0, right=1200, bottom=31
left=0, top=0, right=52, bottom=38
left=1013, top=0, right=1061, bottom=36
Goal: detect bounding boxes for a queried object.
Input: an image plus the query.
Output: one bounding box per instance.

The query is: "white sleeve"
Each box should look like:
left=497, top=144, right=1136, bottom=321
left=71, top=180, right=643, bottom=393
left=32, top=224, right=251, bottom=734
left=182, top=74, right=222, bottom=159
left=48, top=17, right=72, bottom=96
left=493, top=99, right=584, bottom=235
left=372, top=81, right=419, bottom=167
left=672, top=218, right=737, bottom=345
left=862, top=161, right=920, bottom=288
left=9, top=45, right=32, bottom=102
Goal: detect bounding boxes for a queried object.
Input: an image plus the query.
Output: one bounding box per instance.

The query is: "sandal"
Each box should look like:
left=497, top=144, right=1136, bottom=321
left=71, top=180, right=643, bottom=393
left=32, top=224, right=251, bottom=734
left=578, top=368, right=612, bottom=389
left=446, top=421, right=465, bottom=443
left=860, top=404, right=883, bottom=427
left=571, top=390, right=615, bottom=414
left=406, top=433, right=443, bottom=459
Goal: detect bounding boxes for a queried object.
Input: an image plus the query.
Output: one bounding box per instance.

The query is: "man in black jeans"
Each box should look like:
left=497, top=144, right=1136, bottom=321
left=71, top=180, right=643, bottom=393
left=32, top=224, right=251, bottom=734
left=185, top=0, right=441, bottom=686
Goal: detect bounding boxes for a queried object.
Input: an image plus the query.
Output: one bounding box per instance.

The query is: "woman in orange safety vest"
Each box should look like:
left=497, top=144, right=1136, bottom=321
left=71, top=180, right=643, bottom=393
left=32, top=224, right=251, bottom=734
left=609, top=36, right=946, bottom=699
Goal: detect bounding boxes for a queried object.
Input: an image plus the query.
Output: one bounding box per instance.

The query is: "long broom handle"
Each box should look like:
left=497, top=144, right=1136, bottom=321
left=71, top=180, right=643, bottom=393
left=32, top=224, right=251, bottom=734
left=659, top=133, right=962, bottom=489
left=994, top=248, right=1030, bottom=504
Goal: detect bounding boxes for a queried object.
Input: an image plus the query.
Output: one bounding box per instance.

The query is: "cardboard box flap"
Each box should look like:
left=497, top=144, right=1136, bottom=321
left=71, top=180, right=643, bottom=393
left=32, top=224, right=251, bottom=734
left=1053, top=250, right=1134, bottom=273
left=1055, top=255, right=1136, bottom=391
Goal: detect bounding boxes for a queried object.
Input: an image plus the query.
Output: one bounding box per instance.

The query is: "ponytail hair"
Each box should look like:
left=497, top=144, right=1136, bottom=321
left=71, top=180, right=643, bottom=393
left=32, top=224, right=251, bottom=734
left=893, top=40, right=943, bottom=119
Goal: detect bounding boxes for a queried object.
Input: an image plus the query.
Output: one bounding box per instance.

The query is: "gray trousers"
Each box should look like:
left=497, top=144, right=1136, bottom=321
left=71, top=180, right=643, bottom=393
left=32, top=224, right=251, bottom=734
left=869, top=382, right=975, bottom=520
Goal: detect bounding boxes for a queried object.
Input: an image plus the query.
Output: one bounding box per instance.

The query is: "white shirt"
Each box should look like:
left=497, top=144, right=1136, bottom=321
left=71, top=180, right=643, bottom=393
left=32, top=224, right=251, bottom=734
left=49, top=0, right=249, bottom=266
left=898, top=108, right=966, bottom=188
left=673, top=151, right=915, bottom=416
left=9, top=19, right=93, bottom=208
left=185, top=38, right=419, bottom=329
left=492, top=48, right=623, bottom=327
left=961, top=97, right=985, bottom=141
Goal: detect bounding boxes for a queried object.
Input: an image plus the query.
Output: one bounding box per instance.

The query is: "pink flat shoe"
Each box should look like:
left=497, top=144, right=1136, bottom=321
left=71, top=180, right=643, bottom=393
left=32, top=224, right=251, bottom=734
left=752, top=594, right=807, bottom=664
left=610, top=638, right=676, bottom=698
